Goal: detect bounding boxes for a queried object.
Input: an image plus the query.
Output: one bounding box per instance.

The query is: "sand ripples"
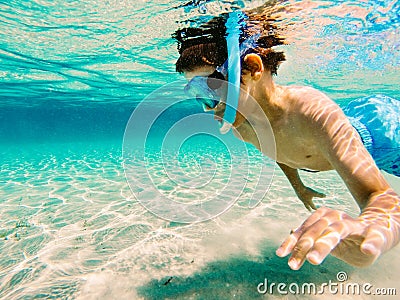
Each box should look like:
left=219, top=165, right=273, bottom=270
left=1, top=144, right=399, bottom=298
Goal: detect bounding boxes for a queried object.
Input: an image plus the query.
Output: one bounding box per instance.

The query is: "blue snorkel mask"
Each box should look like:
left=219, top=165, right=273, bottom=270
left=184, top=11, right=259, bottom=134
left=183, top=69, right=225, bottom=111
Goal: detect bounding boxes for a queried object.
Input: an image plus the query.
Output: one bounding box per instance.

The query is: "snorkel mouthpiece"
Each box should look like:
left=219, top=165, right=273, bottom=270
left=196, top=97, right=219, bottom=110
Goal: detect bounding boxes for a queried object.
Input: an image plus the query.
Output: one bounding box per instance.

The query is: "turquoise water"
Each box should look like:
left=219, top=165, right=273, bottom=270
left=1, top=0, right=400, bottom=299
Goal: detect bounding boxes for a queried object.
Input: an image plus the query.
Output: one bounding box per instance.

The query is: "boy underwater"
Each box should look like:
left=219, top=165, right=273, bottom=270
left=173, top=9, right=400, bottom=270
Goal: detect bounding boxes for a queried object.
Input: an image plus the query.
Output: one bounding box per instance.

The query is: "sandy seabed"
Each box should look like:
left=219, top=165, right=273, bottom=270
left=1, top=142, right=400, bottom=300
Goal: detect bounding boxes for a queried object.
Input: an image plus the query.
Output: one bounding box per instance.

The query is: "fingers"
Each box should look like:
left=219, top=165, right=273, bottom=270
left=304, top=202, right=313, bottom=212
left=277, top=207, right=389, bottom=270
left=307, top=189, right=325, bottom=210
left=306, top=224, right=344, bottom=265
left=276, top=208, right=359, bottom=270
left=288, top=218, right=331, bottom=270
left=307, top=200, right=317, bottom=211
left=276, top=207, right=330, bottom=257
left=300, top=188, right=325, bottom=211
left=276, top=234, right=299, bottom=258
left=301, top=197, right=316, bottom=211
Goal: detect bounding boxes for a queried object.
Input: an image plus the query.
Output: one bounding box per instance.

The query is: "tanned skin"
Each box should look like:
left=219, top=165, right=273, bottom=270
left=184, top=55, right=400, bottom=270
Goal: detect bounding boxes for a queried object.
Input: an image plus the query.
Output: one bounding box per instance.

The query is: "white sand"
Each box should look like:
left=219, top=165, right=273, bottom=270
left=1, top=146, right=400, bottom=299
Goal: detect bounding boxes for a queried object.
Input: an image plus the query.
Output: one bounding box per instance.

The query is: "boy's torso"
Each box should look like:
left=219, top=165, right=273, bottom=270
left=233, top=85, right=347, bottom=171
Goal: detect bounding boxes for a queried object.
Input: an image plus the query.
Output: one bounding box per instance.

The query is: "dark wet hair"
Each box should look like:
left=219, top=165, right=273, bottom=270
left=173, top=5, right=286, bottom=75
left=173, top=16, right=228, bottom=72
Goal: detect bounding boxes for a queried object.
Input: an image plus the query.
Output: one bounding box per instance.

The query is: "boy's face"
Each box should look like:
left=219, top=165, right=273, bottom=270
left=183, top=66, right=238, bottom=123
left=184, top=65, right=229, bottom=125
left=183, top=65, right=261, bottom=129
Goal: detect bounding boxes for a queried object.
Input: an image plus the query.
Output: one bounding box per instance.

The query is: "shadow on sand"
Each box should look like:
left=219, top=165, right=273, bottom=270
left=137, top=243, right=354, bottom=299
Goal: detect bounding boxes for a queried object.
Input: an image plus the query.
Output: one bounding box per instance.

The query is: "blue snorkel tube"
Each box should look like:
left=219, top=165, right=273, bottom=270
left=184, top=11, right=258, bottom=134
left=220, top=11, right=243, bottom=134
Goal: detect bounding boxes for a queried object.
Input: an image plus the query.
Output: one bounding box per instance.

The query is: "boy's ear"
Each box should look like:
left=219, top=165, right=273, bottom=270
left=243, top=53, right=264, bottom=80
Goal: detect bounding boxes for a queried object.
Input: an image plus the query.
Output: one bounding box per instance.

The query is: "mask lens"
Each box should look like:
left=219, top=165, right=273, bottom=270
left=206, top=71, right=225, bottom=90
left=184, top=76, right=219, bottom=108
left=184, top=72, right=226, bottom=110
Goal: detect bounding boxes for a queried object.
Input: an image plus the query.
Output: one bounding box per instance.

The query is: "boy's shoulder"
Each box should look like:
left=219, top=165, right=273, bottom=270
left=280, top=85, right=338, bottom=110
left=279, top=85, right=345, bottom=126
left=283, top=85, right=331, bottom=102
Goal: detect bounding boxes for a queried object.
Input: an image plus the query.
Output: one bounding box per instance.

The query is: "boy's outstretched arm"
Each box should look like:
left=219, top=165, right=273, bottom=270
left=277, top=162, right=325, bottom=211
left=276, top=103, right=400, bottom=270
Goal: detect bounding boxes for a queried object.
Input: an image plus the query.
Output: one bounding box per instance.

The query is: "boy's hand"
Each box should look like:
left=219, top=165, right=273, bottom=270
left=296, top=187, right=325, bottom=211
left=276, top=207, right=388, bottom=270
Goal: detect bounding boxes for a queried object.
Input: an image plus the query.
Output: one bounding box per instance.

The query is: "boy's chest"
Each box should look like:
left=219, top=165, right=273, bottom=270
left=234, top=116, right=333, bottom=171
left=273, top=120, right=333, bottom=170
